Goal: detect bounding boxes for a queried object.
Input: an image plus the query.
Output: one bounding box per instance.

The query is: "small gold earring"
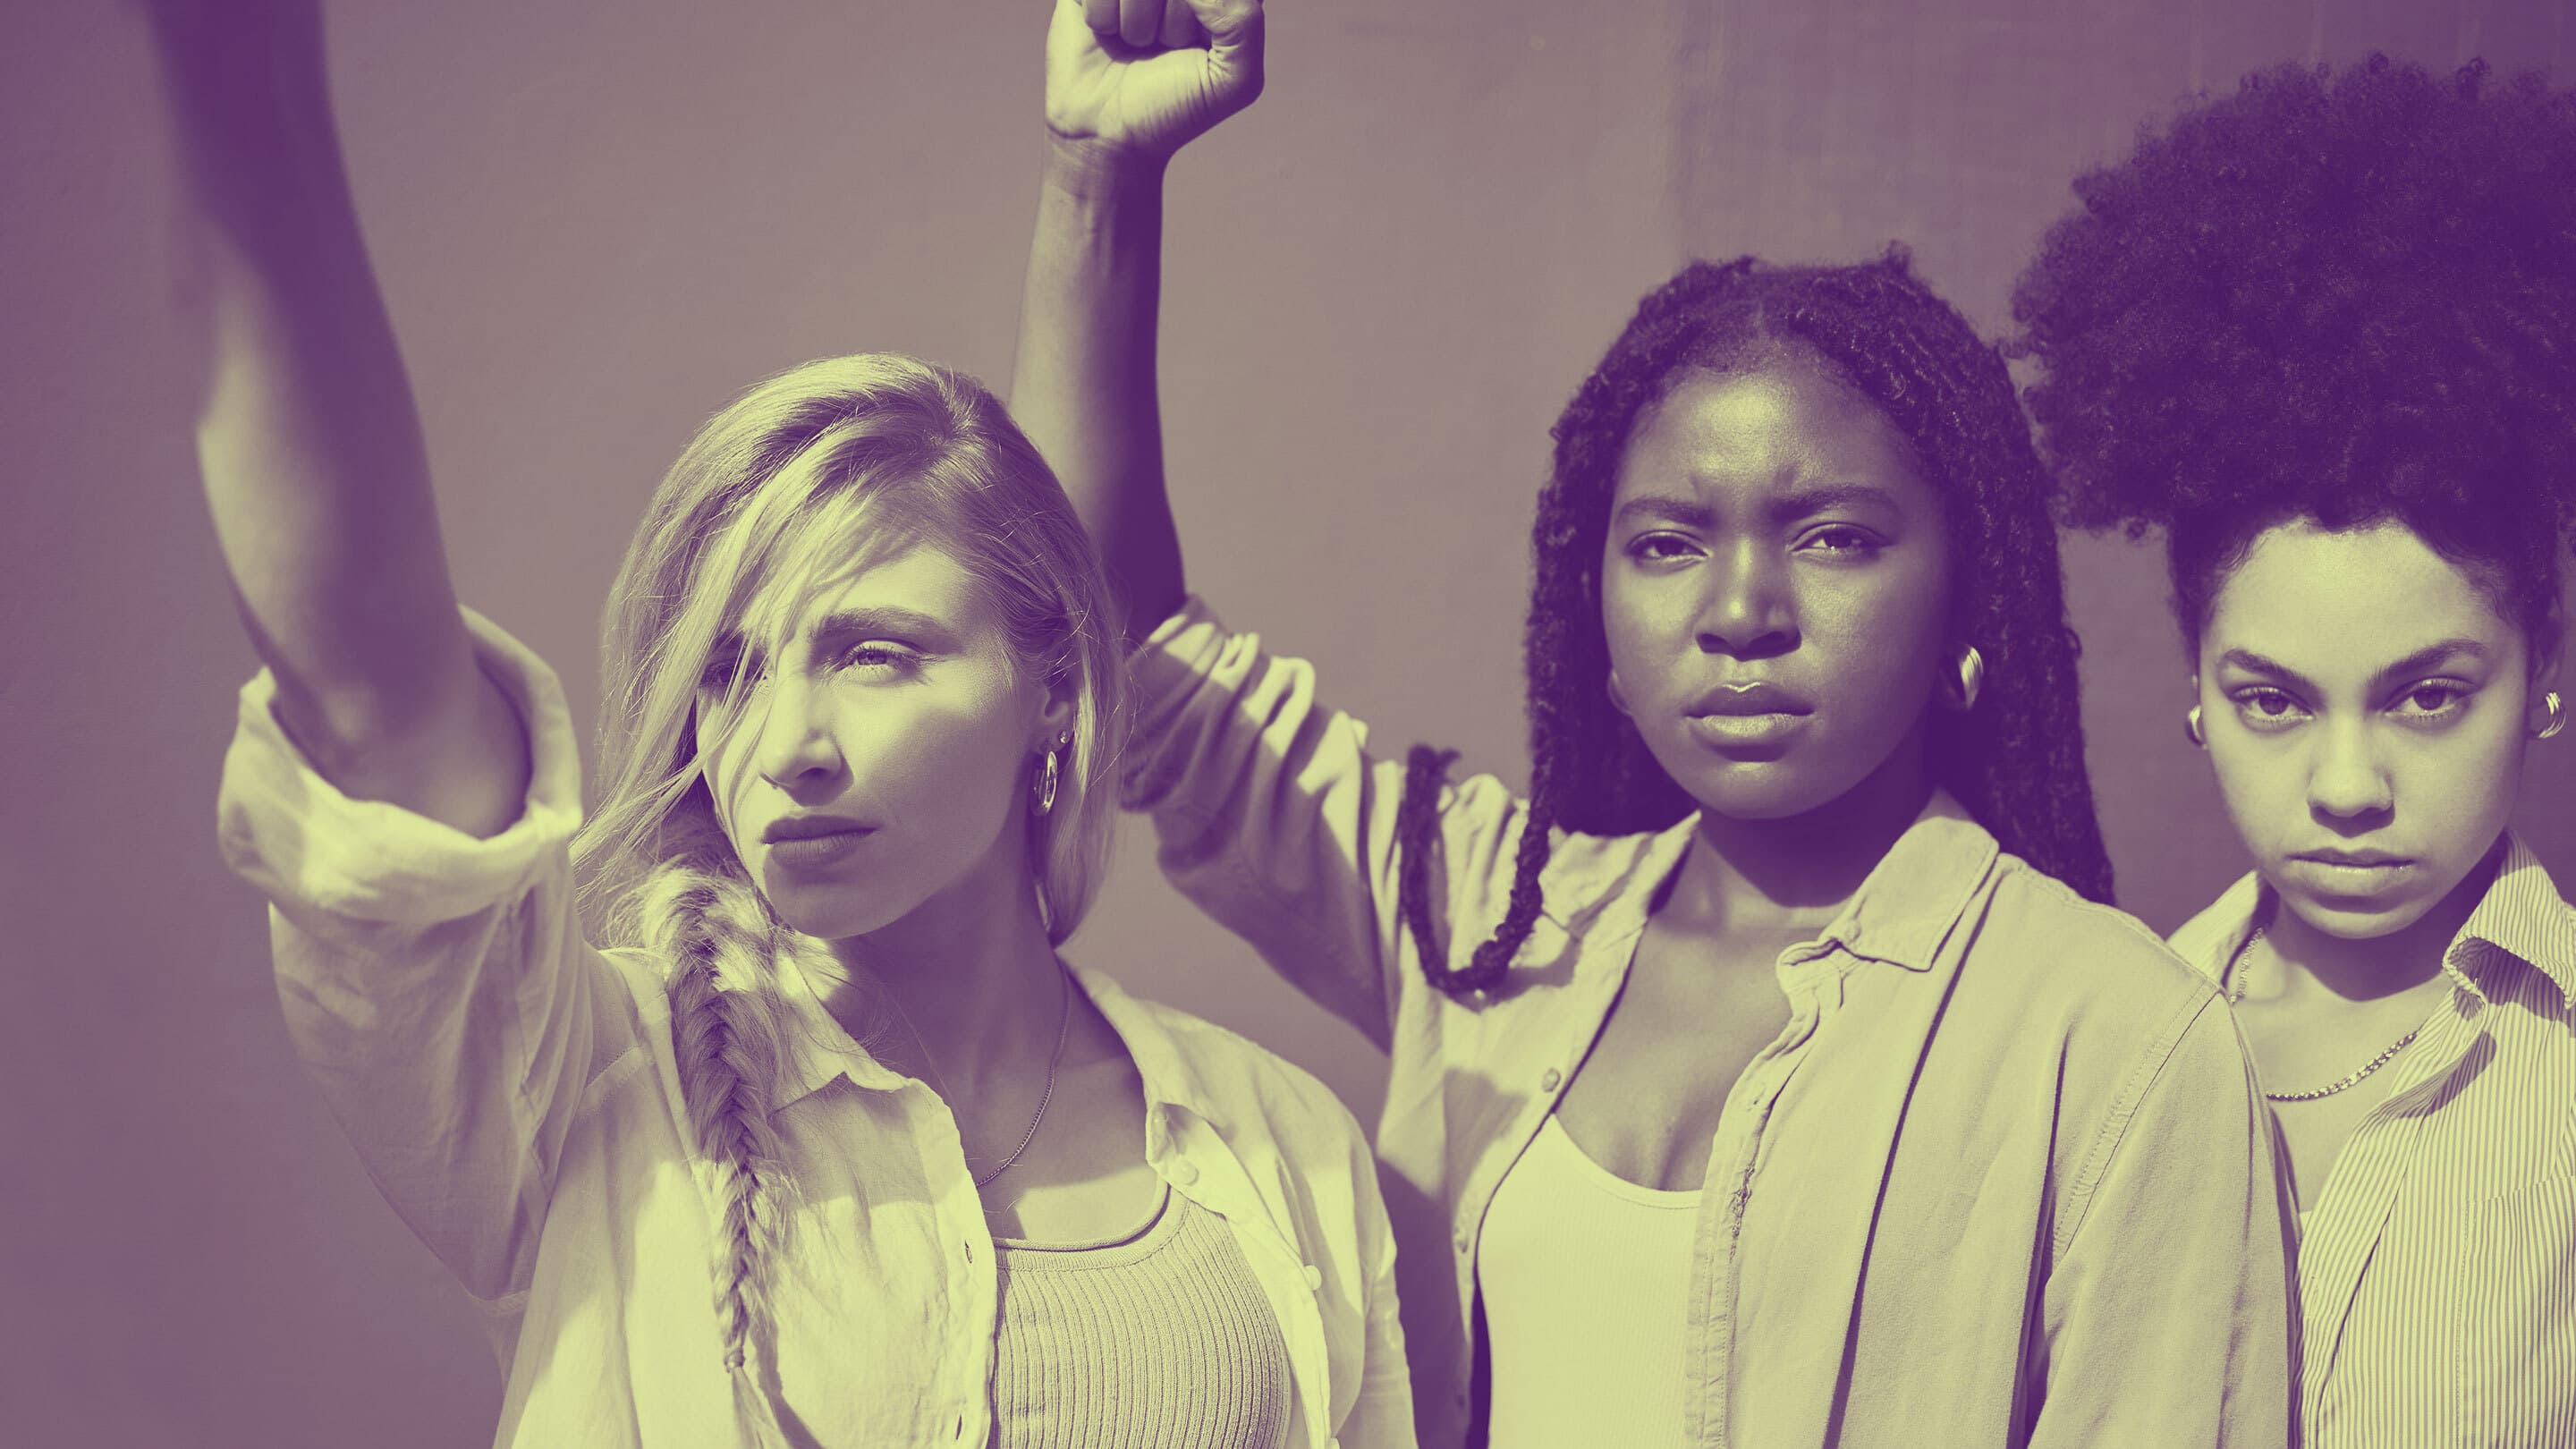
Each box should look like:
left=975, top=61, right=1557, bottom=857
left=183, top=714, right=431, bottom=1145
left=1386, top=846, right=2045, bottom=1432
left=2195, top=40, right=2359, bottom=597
left=2184, top=705, right=2207, bottom=749
left=1946, top=645, right=1986, bottom=712
left=1033, top=744, right=1063, bottom=817
left=2538, top=691, right=2567, bottom=741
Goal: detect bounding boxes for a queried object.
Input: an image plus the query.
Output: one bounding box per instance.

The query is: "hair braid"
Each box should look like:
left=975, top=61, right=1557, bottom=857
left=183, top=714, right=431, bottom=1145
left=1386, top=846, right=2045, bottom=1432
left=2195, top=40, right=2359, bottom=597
left=637, top=850, right=797, bottom=1444
left=1417, top=250, right=2115, bottom=1001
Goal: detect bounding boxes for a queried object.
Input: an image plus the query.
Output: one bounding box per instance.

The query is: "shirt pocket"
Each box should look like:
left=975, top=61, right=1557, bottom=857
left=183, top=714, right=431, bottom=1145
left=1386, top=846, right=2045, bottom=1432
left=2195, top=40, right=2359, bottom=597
left=2450, top=1171, right=2576, bottom=1446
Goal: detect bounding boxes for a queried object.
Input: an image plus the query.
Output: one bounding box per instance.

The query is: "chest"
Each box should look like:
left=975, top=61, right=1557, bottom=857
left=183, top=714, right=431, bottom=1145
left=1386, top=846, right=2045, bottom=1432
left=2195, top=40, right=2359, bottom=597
left=1552, top=923, right=1800, bottom=1192
left=2234, top=988, right=2440, bottom=1208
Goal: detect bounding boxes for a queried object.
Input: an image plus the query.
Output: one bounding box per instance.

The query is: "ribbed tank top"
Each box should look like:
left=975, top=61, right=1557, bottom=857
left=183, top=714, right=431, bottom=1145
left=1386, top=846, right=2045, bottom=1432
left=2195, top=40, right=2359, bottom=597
left=1479, top=1113, right=1703, bottom=1448
left=989, top=1184, right=1291, bottom=1449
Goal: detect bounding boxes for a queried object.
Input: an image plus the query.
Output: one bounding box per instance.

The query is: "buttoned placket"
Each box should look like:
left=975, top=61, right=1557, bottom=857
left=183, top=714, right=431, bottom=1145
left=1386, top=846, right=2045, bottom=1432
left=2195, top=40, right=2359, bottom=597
left=1153, top=1109, right=1341, bottom=1449
left=1686, top=941, right=1842, bottom=1449
left=2292, top=964, right=2490, bottom=1428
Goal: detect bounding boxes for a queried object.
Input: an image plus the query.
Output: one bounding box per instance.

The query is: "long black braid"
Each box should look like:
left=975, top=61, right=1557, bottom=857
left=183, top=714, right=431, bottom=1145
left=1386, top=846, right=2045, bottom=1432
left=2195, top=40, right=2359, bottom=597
left=1399, top=249, right=2116, bottom=999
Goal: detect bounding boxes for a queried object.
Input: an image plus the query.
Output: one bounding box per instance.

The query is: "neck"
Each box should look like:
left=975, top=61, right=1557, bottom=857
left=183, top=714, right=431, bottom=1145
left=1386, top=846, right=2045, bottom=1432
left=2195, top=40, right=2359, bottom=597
left=809, top=835, right=1066, bottom=1097
left=2262, top=835, right=2505, bottom=1004
left=1671, top=730, right=1936, bottom=935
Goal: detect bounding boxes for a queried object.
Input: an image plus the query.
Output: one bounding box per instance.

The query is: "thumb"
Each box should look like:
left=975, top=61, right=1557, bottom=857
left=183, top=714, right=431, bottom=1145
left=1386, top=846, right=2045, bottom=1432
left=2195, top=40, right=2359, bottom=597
left=1185, top=0, right=1265, bottom=80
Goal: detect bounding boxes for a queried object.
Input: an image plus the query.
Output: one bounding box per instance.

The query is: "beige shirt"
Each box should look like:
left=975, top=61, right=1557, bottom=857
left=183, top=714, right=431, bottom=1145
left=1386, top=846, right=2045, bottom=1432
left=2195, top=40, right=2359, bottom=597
left=1123, top=597, right=2292, bottom=1449
left=215, top=608, right=1413, bottom=1449
left=2171, top=834, right=2576, bottom=1448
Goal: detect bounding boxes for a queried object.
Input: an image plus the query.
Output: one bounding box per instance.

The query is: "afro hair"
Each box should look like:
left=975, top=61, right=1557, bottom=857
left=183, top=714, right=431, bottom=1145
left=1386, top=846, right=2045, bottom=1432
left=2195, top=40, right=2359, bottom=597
left=2012, top=54, right=2576, bottom=653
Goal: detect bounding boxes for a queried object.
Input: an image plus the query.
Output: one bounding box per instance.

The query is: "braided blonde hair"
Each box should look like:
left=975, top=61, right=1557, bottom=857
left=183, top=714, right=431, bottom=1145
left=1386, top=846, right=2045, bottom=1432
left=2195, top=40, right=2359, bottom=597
left=569, top=354, right=1129, bottom=1435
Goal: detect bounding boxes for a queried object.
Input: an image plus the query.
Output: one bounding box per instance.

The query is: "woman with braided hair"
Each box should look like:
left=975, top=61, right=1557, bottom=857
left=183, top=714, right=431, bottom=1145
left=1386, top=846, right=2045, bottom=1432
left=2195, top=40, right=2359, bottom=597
left=2016, top=54, right=2576, bottom=1445
left=1018, top=3, right=2289, bottom=1445
left=161, top=4, right=1409, bottom=1445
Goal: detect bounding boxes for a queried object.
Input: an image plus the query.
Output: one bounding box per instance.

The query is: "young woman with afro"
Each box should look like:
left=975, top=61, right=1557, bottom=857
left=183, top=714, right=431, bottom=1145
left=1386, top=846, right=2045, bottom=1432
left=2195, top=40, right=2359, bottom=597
left=2017, top=53, right=2576, bottom=1447
left=1013, top=2, right=2290, bottom=1444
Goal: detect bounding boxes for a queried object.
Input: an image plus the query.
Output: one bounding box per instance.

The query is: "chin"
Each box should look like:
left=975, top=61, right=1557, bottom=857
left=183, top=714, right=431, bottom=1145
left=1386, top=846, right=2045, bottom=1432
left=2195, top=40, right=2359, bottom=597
left=756, top=876, right=914, bottom=941
left=2272, top=882, right=2441, bottom=943
left=1671, top=758, right=1852, bottom=823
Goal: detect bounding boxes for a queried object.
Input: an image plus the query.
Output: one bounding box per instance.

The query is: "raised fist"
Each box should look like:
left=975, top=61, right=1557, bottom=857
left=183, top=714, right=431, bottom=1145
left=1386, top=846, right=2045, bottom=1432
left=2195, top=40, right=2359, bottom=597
left=1044, top=0, right=1266, bottom=165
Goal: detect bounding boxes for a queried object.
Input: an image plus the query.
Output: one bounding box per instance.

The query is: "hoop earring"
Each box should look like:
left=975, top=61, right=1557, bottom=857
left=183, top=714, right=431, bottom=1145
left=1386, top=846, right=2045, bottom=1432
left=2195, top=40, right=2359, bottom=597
left=1032, top=738, right=1066, bottom=817
left=2539, top=691, right=2567, bottom=741
left=2184, top=705, right=2207, bottom=750
left=1943, top=646, right=1986, bottom=712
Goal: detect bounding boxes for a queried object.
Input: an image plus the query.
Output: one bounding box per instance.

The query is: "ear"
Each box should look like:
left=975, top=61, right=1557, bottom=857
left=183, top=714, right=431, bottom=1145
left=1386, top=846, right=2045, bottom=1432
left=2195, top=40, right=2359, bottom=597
left=2532, top=596, right=2566, bottom=694
left=1034, top=665, right=1079, bottom=746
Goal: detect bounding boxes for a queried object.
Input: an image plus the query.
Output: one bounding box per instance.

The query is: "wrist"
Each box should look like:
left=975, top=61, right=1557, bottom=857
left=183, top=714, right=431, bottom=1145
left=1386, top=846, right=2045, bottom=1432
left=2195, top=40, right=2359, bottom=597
left=1038, top=134, right=1170, bottom=206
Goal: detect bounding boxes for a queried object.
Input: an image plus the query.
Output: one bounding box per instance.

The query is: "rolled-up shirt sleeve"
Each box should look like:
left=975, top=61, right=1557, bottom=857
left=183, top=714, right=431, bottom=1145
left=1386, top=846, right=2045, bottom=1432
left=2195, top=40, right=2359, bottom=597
left=215, top=607, right=635, bottom=1324
left=1121, top=597, right=1531, bottom=1052
left=2028, top=994, right=2296, bottom=1445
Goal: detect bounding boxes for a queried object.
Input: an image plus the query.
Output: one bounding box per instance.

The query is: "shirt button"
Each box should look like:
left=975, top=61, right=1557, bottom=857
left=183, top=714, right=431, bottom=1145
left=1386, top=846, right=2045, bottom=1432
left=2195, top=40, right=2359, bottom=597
left=1453, top=1229, right=1470, bottom=1254
left=1302, top=1264, right=1324, bottom=1292
left=1169, top=1158, right=1199, bottom=1186
left=1539, top=1067, right=1561, bottom=1092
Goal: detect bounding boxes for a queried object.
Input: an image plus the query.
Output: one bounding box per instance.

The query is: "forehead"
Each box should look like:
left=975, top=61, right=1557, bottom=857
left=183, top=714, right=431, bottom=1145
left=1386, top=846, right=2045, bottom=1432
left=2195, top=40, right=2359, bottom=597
left=1612, top=364, right=1928, bottom=504
left=2207, top=521, right=2520, bottom=670
left=735, top=538, right=997, bottom=648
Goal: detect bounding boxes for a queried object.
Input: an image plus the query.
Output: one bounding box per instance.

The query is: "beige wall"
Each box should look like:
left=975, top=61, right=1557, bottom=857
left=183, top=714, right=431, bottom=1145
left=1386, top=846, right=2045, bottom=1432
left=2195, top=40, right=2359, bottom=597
left=3, top=1, right=2566, bottom=1442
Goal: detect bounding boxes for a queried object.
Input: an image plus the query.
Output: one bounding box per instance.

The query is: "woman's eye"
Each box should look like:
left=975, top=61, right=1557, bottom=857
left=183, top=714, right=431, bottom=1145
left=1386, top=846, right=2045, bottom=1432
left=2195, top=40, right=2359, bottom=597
left=2231, top=688, right=2308, bottom=728
left=834, top=642, right=920, bottom=674
left=2395, top=683, right=2467, bottom=720
left=698, top=655, right=743, bottom=691
left=1626, top=533, right=1702, bottom=564
left=1800, top=524, right=1882, bottom=555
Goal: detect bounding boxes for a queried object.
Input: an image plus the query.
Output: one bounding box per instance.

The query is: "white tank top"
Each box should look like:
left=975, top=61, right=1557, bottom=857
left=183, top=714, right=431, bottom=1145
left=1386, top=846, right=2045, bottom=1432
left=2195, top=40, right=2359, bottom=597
left=1479, top=1113, right=1704, bottom=1448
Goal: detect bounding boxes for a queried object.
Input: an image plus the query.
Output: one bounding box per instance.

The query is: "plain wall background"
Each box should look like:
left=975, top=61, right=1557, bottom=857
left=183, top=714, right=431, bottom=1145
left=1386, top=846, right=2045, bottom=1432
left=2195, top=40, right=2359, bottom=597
left=4, top=1, right=2571, bottom=1443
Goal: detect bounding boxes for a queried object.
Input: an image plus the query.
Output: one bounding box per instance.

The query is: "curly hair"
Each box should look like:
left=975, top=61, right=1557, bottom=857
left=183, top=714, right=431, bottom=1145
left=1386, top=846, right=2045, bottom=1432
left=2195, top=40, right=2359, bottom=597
left=2013, top=55, right=2576, bottom=657
left=1398, top=250, right=2117, bottom=998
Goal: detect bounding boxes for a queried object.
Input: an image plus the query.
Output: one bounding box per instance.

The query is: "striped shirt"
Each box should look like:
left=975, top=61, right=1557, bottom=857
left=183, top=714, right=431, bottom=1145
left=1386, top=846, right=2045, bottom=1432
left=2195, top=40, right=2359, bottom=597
left=2171, top=833, right=2576, bottom=1448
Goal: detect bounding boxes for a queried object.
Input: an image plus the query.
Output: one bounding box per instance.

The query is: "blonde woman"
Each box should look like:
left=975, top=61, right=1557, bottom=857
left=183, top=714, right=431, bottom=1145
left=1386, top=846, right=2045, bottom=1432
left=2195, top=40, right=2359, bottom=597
left=154, top=4, right=1406, bottom=1445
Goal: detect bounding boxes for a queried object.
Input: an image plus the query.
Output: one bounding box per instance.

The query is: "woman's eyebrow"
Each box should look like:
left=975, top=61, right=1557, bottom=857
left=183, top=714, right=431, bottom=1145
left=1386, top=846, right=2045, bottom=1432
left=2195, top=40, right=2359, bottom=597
left=1766, top=483, right=1902, bottom=521
left=2216, top=647, right=2318, bottom=694
left=2368, top=638, right=2490, bottom=690
left=1612, top=494, right=1715, bottom=530
left=2218, top=639, right=2491, bottom=694
left=809, top=606, right=952, bottom=640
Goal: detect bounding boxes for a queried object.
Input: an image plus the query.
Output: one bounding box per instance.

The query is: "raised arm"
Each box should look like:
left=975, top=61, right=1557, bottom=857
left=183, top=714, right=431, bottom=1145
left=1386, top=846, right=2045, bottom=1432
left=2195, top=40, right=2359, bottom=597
left=1010, top=0, right=1265, bottom=641
left=146, top=2, right=523, bottom=834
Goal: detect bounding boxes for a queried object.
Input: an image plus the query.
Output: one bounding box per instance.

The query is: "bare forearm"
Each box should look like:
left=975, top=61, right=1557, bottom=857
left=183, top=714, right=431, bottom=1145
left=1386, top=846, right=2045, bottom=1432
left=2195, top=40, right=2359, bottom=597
left=1011, top=145, right=1188, bottom=641
left=150, top=10, right=521, bottom=831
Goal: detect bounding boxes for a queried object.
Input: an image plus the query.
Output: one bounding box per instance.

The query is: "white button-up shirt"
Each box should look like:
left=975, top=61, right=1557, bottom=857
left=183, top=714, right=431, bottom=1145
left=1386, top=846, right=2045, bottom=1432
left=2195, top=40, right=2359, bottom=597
left=214, top=608, right=1414, bottom=1448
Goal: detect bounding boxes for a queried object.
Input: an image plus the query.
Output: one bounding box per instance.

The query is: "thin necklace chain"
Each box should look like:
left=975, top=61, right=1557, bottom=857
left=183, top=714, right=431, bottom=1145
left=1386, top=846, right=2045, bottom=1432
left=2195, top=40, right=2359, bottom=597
left=896, top=965, right=1076, bottom=1190
left=2226, top=924, right=2425, bottom=1103
left=974, top=965, right=1074, bottom=1189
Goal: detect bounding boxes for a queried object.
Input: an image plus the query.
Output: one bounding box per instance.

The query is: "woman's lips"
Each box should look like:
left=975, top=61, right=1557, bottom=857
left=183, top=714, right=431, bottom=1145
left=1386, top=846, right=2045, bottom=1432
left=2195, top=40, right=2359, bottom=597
left=2285, top=853, right=2415, bottom=897
left=767, top=827, right=871, bottom=872
left=1685, top=711, right=1809, bottom=750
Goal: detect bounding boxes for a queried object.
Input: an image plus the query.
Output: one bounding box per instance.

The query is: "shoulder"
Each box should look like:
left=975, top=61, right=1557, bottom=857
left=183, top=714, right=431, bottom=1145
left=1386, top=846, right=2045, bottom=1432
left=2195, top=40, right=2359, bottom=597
left=1970, top=852, right=2229, bottom=1038
left=1085, top=972, right=1372, bottom=1154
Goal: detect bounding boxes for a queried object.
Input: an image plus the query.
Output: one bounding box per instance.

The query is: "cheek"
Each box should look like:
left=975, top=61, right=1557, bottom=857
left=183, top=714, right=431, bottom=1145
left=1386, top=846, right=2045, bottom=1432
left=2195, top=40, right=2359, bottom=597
left=837, top=679, right=1032, bottom=830
left=1800, top=563, right=1950, bottom=706
left=1598, top=572, right=1677, bottom=682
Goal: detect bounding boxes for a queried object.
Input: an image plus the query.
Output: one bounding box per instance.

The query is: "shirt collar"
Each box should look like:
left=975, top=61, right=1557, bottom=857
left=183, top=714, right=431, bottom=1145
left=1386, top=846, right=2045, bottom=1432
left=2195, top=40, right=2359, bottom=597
left=2172, top=830, right=2575, bottom=1011
left=761, top=953, right=1228, bottom=1136
left=2454, top=832, right=2576, bottom=1010
left=1535, top=788, right=2000, bottom=972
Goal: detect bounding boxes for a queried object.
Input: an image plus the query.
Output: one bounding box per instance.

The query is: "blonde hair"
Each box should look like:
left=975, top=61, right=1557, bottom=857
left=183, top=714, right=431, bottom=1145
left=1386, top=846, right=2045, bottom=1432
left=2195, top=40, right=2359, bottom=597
left=567, top=353, right=1129, bottom=1434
